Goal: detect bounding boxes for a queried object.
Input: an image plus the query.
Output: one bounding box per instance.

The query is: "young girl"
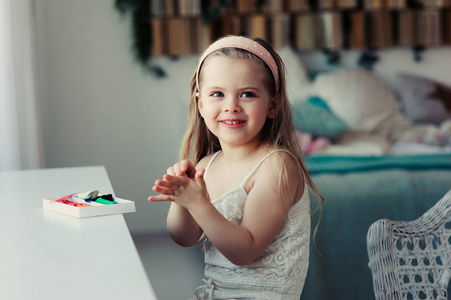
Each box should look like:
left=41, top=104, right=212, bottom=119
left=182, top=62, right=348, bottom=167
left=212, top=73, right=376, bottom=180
left=148, top=35, right=323, bottom=300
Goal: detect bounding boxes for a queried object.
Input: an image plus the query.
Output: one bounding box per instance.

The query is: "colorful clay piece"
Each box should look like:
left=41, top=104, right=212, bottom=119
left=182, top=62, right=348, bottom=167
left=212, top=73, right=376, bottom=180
left=53, top=191, right=117, bottom=206
left=57, top=199, right=91, bottom=207
left=51, top=193, right=78, bottom=202
left=95, top=198, right=117, bottom=205
left=98, top=194, right=114, bottom=201
left=92, top=194, right=117, bottom=205
left=75, top=203, right=91, bottom=207
left=77, top=190, right=99, bottom=200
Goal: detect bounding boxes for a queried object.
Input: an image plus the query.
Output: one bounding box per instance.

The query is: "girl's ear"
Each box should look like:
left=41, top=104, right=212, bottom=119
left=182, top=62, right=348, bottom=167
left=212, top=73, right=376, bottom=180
left=196, top=92, right=204, bottom=117
left=267, top=94, right=280, bottom=119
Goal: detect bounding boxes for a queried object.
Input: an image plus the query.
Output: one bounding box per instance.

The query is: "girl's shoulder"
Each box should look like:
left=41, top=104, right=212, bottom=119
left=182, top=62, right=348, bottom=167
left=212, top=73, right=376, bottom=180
left=263, top=147, right=299, bottom=165
left=258, top=148, right=304, bottom=182
left=248, top=148, right=305, bottom=206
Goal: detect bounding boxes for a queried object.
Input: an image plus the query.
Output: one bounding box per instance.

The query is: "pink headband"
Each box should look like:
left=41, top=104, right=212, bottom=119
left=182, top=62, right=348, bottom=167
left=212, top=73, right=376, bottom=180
left=195, top=36, right=279, bottom=92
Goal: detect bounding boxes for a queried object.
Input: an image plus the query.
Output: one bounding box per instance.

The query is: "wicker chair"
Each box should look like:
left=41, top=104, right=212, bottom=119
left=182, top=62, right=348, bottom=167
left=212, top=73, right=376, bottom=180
left=367, top=189, right=451, bottom=300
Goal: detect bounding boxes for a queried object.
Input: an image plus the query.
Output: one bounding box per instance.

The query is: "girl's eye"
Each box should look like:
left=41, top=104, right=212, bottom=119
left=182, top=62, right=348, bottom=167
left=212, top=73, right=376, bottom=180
left=241, top=91, right=256, bottom=98
left=211, top=91, right=224, bottom=97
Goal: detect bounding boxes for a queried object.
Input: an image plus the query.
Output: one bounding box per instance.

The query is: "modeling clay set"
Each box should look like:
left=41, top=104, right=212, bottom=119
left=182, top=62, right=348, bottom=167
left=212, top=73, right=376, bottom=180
left=43, top=190, right=135, bottom=217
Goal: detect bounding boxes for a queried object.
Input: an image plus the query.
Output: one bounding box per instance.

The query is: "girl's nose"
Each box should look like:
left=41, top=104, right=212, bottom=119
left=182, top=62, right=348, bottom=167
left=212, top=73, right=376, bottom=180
left=224, top=97, right=241, bottom=113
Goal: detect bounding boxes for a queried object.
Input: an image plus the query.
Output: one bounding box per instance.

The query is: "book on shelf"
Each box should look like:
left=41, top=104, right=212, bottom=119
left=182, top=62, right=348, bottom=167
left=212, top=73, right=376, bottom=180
left=294, top=13, right=321, bottom=51
left=318, top=0, right=335, bottom=9
left=336, top=0, right=358, bottom=9
left=286, top=0, right=310, bottom=12
left=445, top=9, right=451, bottom=44
left=363, top=0, right=385, bottom=10
left=151, top=18, right=166, bottom=56
left=349, top=11, right=365, bottom=49
left=236, top=0, right=257, bottom=14
left=219, top=15, right=235, bottom=37
left=195, top=18, right=213, bottom=53
left=221, top=15, right=244, bottom=36
left=416, top=9, right=442, bottom=46
left=262, top=0, right=284, bottom=12
left=387, top=0, right=407, bottom=9
left=367, top=11, right=393, bottom=48
left=167, top=18, right=199, bottom=56
left=321, top=11, right=343, bottom=50
left=415, top=0, right=450, bottom=7
left=151, top=0, right=175, bottom=17
left=178, top=0, right=201, bottom=17
left=167, top=19, right=182, bottom=56
left=151, top=0, right=202, bottom=17
left=151, top=0, right=164, bottom=17
left=249, top=14, right=267, bottom=40
left=179, top=18, right=192, bottom=54
left=270, top=14, right=290, bottom=50
left=396, top=10, right=415, bottom=46
left=166, top=0, right=175, bottom=16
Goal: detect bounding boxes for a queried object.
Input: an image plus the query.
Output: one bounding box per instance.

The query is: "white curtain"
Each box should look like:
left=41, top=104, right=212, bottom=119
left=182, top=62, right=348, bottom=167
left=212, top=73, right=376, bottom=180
left=0, top=0, right=43, bottom=171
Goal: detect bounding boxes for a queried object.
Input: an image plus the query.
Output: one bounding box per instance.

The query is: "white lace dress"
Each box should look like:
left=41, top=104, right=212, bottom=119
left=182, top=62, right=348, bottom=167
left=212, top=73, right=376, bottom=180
left=193, top=151, right=311, bottom=300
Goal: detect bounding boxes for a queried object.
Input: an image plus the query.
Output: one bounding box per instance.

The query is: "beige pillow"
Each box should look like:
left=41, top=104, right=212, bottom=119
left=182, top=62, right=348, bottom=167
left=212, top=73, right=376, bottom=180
left=277, top=46, right=310, bottom=102
left=309, top=68, right=400, bottom=131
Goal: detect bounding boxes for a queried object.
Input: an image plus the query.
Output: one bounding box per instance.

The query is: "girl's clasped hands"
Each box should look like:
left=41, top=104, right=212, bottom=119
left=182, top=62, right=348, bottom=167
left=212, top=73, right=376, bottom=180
left=149, top=160, right=208, bottom=211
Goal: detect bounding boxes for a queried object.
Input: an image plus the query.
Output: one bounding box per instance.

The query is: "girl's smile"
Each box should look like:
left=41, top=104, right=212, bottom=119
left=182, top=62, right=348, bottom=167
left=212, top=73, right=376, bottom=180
left=220, top=119, right=246, bottom=128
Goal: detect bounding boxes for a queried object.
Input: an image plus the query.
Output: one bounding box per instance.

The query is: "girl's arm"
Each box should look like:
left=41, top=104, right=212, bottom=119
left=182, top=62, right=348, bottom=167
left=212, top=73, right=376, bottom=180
left=152, top=153, right=303, bottom=266
left=195, top=153, right=302, bottom=265
left=166, top=202, right=203, bottom=247
left=149, top=160, right=205, bottom=247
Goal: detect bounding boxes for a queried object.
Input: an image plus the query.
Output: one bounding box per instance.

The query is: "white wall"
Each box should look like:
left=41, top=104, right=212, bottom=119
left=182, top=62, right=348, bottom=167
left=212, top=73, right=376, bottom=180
left=32, top=0, right=451, bottom=234
left=33, top=0, right=200, bottom=234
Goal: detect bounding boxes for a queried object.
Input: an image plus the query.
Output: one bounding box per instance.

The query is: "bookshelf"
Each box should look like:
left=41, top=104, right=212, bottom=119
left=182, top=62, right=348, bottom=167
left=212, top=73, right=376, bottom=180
left=122, top=1, right=451, bottom=60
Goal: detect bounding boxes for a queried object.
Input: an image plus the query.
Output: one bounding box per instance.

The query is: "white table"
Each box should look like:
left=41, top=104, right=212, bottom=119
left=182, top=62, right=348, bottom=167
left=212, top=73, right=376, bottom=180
left=0, top=166, right=157, bottom=300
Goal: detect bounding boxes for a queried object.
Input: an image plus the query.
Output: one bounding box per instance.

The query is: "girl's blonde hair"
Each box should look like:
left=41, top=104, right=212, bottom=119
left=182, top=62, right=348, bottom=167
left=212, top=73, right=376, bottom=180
left=180, top=36, right=323, bottom=218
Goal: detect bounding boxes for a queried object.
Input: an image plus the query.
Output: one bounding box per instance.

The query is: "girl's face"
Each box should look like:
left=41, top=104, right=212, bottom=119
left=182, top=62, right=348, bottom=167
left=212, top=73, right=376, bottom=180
left=197, top=56, right=277, bottom=149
